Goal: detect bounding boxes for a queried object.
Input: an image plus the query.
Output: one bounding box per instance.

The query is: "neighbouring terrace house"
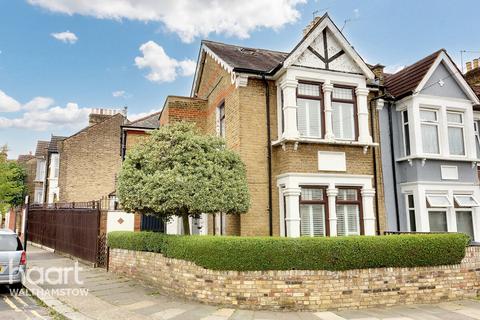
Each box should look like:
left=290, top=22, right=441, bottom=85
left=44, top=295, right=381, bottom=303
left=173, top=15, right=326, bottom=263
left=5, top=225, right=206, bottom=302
left=58, top=108, right=127, bottom=203
left=32, top=140, right=49, bottom=204
left=45, top=136, right=65, bottom=204
left=158, top=14, right=386, bottom=237
left=379, top=49, right=480, bottom=241
left=16, top=153, right=36, bottom=202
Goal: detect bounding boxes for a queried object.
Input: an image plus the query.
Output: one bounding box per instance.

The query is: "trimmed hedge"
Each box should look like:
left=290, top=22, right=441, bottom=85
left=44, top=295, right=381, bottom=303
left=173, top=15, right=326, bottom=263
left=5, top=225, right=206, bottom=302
left=107, top=231, right=469, bottom=271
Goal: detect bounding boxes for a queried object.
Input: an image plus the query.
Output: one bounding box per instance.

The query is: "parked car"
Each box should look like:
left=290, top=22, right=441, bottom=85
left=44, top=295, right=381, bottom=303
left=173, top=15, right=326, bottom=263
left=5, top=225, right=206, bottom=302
left=0, top=229, right=26, bottom=288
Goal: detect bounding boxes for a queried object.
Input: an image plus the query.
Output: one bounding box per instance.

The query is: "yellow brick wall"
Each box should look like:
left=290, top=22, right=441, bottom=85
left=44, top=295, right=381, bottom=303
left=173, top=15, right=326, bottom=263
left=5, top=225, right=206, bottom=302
left=58, top=114, right=125, bottom=202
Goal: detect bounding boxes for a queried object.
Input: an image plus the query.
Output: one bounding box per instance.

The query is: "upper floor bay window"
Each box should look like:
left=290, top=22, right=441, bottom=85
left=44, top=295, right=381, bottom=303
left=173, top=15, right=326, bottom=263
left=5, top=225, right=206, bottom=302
left=299, top=187, right=327, bottom=237
left=332, top=86, right=356, bottom=140
left=447, top=111, right=465, bottom=156
left=420, top=109, right=440, bottom=154
left=296, top=82, right=323, bottom=138
left=336, top=188, right=362, bottom=236
left=49, top=154, right=59, bottom=179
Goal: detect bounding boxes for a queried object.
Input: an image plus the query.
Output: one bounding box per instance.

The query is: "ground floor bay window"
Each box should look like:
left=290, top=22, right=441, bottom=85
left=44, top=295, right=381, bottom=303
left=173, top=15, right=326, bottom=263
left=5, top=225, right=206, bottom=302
left=401, top=185, right=480, bottom=241
left=278, top=173, right=375, bottom=237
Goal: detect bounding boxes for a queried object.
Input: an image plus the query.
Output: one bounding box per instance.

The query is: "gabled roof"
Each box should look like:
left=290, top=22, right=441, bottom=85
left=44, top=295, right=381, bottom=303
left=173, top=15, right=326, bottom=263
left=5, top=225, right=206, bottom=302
left=202, top=40, right=288, bottom=74
left=192, top=14, right=375, bottom=96
left=48, top=136, right=66, bottom=153
left=34, top=140, right=49, bottom=158
left=17, top=154, right=34, bottom=163
left=126, top=111, right=161, bottom=129
left=384, top=49, right=443, bottom=100
left=385, top=49, right=480, bottom=104
left=282, top=13, right=375, bottom=79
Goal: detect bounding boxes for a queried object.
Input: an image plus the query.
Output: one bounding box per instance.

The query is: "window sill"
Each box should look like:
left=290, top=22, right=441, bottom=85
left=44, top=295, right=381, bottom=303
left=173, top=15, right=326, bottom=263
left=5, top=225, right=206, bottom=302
left=396, top=155, right=479, bottom=163
left=272, top=137, right=378, bottom=148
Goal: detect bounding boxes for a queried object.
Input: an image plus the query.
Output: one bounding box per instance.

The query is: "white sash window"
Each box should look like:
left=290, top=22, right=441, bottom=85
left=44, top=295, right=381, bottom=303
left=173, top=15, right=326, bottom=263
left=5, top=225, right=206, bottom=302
left=299, top=187, right=326, bottom=237
left=297, top=82, right=322, bottom=138
left=447, top=111, right=465, bottom=156
left=332, top=86, right=356, bottom=140
left=336, top=188, right=361, bottom=236
left=420, top=109, right=440, bottom=154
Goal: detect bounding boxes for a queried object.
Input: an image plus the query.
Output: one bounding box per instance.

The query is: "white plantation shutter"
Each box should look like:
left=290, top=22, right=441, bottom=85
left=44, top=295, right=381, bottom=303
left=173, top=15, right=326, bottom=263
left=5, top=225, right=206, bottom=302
left=297, top=99, right=308, bottom=136
left=300, top=205, right=311, bottom=236
left=308, top=101, right=321, bottom=137
left=346, top=205, right=360, bottom=235
left=336, top=205, right=346, bottom=236
left=297, top=99, right=321, bottom=137
left=312, top=205, right=325, bottom=236
left=300, top=204, right=325, bottom=236
left=332, top=102, right=354, bottom=140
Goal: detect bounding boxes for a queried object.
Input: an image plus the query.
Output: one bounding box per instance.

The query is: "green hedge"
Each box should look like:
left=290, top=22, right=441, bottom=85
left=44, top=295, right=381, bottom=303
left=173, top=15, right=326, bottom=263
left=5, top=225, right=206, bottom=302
left=107, top=231, right=469, bottom=271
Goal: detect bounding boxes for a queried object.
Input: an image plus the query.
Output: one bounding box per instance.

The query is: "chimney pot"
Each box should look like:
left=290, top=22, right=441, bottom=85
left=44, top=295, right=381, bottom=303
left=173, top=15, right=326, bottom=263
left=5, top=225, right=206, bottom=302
left=474, top=59, right=479, bottom=70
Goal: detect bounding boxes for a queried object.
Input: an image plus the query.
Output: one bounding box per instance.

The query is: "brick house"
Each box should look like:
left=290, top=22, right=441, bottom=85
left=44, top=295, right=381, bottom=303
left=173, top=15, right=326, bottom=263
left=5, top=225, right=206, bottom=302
left=32, top=140, right=49, bottom=204
left=58, top=109, right=127, bottom=202
left=44, top=136, right=65, bottom=203
left=379, top=50, right=480, bottom=241
left=159, top=14, right=386, bottom=237
left=16, top=153, right=36, bottom=202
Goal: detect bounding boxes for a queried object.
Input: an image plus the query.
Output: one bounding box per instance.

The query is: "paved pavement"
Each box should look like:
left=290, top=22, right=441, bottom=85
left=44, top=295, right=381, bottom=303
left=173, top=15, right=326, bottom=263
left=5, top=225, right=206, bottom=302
left=0, top=284, right=53, bottom=320
left=26, top=245, right=480, bottom=320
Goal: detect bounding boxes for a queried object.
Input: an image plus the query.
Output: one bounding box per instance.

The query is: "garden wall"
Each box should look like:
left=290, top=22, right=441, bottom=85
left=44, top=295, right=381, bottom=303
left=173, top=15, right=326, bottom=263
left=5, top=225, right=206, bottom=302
left=108, top=246, right=480, bottom=311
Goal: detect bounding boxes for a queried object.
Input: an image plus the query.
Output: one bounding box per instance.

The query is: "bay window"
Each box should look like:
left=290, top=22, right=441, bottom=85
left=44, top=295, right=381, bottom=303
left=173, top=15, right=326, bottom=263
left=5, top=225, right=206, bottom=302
left=332, top=86, right=356, bottom=140
left=336, top=188, right=362, bottom=236
left=299, top=187, right=327, bottom=236
left=297, top=82, right=323, bottom=138
left=447, top=111, right=465, bottom=155
left=420, top=109, right=440, bottom=154
left=402, top=110, right=411, bottom=156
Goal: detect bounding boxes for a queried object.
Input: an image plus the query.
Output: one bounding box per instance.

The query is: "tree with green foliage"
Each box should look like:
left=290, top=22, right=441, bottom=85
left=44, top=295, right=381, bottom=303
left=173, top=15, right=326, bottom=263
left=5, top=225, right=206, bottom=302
left=117, top=122, right=250, bottom=234
left=0, top=146, right=27, bottom=214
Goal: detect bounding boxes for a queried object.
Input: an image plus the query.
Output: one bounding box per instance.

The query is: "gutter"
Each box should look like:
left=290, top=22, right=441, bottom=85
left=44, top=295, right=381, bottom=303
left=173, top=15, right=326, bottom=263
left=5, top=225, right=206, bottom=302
left=262, top=74, right=274, bottom=236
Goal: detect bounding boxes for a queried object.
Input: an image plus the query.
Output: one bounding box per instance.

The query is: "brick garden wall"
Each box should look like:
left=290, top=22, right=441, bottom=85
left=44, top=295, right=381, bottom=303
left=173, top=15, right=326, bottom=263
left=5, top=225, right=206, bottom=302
left=109, top=247, right=480, bottom=311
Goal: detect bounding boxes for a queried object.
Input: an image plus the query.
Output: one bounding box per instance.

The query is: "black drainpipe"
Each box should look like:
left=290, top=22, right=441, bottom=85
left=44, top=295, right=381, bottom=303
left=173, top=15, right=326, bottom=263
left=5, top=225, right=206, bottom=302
left=369, top=98, right=381, bottom=235
left=262, top=74, right=273, bottom=236
left=387, top=101, right=401, bottom=230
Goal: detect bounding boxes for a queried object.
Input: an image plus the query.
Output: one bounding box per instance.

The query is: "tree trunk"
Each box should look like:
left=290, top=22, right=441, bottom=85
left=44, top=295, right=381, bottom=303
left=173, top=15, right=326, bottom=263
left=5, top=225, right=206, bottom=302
left=182, top=213, right=190, bottom=235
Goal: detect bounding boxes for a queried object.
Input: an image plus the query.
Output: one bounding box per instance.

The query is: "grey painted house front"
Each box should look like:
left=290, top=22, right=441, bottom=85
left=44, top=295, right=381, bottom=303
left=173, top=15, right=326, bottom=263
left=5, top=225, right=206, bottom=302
left=379, top=49, right=480, bottom=241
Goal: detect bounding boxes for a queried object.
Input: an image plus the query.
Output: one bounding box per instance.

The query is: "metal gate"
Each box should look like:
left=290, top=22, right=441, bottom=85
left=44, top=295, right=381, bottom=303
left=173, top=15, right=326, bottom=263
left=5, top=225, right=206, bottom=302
left=27, top=202, right=102, bottom=265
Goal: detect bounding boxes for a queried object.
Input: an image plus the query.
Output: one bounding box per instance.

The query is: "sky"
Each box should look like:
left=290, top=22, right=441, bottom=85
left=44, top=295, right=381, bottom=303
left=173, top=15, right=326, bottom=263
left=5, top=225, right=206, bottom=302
left=1, top=0, right=480, bottom=158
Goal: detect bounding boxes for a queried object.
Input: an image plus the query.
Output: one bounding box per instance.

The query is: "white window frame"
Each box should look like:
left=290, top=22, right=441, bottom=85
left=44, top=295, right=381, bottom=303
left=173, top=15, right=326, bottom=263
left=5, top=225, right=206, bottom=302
left=420, top=108, right=440, bottom=155
left=446, top=110, right=466, bottom=156
left=426, top=194, right=452, bottom=208
left=454, top=194, right=480, bottom=207
left=427, top=208, right=448, bottom=232
left=474, top=119, right=480, bottom=159
left=454, top=208, right=475, bottom=239
left=401, top=110, right=411, bottom=156
left=405, top=193, right=416, bottom=232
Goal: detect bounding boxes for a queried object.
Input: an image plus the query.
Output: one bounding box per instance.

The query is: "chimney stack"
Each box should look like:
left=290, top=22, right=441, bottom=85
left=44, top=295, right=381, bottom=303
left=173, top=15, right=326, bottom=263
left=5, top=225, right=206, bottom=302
left=466, top=61, right=473, bottom=72
left=303, top=16, right=321, bottom=36
left=88, top=108, right=122, bottom=126
left=371, top=64, right=385, bottom=85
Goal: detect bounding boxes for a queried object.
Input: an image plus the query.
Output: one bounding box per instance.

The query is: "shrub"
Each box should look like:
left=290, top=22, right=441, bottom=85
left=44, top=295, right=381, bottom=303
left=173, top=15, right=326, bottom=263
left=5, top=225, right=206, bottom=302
left=107, top=232, right=469, bottom=271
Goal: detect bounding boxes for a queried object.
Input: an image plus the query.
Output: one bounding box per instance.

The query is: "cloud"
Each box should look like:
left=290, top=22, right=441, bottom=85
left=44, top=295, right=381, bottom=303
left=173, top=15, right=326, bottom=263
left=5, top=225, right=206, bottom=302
left=384, top=65, right=406, bottom=74
left=128, top=108, right=161, bottom=122
left=51, top=30, right=78, bottom=44
left=0, top=90, right=22, bottom=112
left=23, top=97, right=55, bottom=110
left=28, top=0, right=305, bottom=43
left=112, top=90, right=127, bottom=98
left=135, top=41, right=195, bottom=83
left=0, top=102, right=90, bottom=131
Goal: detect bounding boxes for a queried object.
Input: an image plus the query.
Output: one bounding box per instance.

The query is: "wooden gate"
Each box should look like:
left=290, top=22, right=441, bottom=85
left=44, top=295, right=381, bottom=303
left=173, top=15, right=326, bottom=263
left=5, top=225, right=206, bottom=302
left=27, top=202, right=102, bottom=264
